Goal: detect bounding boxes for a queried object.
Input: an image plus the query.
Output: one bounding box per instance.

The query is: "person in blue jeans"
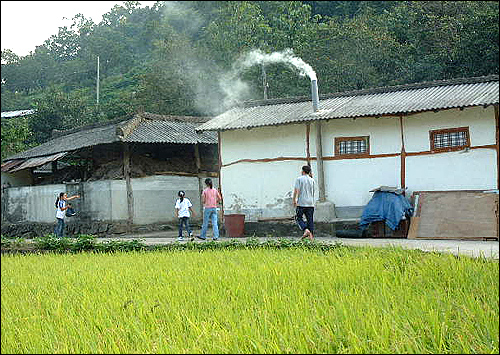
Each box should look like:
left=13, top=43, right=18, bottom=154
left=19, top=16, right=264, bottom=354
left=174, top=190, right=196, bottom=241
left=197, top=178, right=222, bottom=241
left=293, top=165, right=316, bottom=240
left=54, top=192, right=80, bottom=238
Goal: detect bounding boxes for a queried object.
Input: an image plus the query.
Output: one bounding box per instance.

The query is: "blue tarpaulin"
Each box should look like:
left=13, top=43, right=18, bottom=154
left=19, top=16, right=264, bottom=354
left=359, top=191, right=414, bottom=231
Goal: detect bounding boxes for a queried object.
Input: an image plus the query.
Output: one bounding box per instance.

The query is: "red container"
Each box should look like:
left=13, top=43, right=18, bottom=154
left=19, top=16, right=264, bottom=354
left=224, top=214, right=245, bottom=238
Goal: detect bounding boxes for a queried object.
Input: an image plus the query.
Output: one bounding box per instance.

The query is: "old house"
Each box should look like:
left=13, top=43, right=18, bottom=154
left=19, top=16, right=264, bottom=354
left=1, top=112, right=218, bottom=236
left=196, top=75, right=499, bottom=239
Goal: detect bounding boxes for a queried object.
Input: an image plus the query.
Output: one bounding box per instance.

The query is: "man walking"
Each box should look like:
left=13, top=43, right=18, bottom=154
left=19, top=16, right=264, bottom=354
left=293, top=165, right=316, bottom=240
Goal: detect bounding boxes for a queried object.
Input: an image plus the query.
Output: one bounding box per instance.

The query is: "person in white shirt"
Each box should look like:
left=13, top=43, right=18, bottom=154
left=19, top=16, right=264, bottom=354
left=293, top=165, right=316, bottom=240
left=54, top=192, right=80, bottom=238
left=175, top=190, right=196, bottom=241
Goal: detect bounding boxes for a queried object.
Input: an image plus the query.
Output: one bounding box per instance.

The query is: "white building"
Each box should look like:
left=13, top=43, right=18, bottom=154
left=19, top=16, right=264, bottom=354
left=197, top=75, right=499, bottom=222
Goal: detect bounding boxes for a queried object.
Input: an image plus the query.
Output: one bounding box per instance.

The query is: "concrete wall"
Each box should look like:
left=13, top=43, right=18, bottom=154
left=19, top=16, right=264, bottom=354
left=219, top=105, right=498, bottom=220
left=1, top=175, right=217, bottom=225
left=403, top=106, right=497, bottom=194
left=220, top=124, right=312, bottom=221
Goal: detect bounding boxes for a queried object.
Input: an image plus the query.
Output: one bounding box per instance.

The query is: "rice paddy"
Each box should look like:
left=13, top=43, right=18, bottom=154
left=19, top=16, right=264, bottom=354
left=1, top=246, right=498, bottom=353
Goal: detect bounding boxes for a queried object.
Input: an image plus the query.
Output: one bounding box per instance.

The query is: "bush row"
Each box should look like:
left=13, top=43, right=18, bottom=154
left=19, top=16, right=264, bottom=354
left=1, top=234, right=345, bottom=254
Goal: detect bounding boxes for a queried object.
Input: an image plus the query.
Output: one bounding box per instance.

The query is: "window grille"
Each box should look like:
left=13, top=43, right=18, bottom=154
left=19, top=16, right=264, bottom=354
left=430, top=127, right=470, bottom=151
left=335, top=136, right=369, bottom=156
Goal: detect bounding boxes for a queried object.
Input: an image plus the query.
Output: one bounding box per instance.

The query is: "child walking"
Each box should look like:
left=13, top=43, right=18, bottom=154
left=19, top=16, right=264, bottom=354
left=175, top=190, right=196, bottom=241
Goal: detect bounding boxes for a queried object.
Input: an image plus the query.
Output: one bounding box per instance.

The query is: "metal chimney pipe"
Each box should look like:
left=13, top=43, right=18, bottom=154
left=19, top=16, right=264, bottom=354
left=311, top=78, right=326, bottom=201
left=311, top=79, right=319, bottom=112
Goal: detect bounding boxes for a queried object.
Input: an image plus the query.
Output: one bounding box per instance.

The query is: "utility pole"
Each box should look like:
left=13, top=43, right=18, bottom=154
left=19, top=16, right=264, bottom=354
left=262, top=63, right=268, bottom=100
left=96, top=56, right=100, bottom=105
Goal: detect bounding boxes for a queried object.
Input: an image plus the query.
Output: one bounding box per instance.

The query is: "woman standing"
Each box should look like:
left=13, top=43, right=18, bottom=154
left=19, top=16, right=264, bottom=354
left=54, top=192, right=80, bottom=238
left=197, top=178, right=222, bottom=241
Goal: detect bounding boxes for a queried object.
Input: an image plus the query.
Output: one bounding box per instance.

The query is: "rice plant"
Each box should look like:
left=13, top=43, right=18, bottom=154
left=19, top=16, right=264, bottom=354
left=1, top=246, right=498, bottom=353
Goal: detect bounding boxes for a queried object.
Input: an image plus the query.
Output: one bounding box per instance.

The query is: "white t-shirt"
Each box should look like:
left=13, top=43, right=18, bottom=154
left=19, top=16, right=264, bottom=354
left=175, top=198, right=192, bottom=218
left=294, top=175, right=316, bottom=207
left=56, top=199, right=66, bottom=219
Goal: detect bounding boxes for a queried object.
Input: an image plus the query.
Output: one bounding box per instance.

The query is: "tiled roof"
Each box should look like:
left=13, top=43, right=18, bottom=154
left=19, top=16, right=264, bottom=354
left=197, top=75, right=499, bottom=131
left=124, top=114, right=216, bottom=144
left=4, top=113, right=216, bottom=161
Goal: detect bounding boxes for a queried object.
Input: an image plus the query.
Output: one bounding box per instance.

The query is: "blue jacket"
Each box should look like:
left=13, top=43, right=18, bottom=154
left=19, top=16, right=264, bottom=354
left=359, top=191, right=414, bottom=231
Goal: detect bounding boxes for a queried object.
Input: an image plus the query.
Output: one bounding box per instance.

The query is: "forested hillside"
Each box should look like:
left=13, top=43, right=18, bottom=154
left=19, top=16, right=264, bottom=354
left=1, top=1, right=498, bottom=159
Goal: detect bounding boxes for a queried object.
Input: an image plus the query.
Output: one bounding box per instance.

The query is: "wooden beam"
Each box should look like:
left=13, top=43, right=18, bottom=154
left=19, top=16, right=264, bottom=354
left=194, top=143, right=204, bottom=218
left=306, top=123, right=311, bottom=166
left=123, top=142, right=134, bottom=230
left=218, top=131, right=224, bottom=218
left=495, top=104, right=499, bottom=192
left=400, top=116, right=406, bottom=193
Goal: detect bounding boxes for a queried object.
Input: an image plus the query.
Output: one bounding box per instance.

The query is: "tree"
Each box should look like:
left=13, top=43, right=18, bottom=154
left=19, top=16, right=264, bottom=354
left=30, top=86, right=96, bottom=144
left=1, top=116, right=34, bottom=160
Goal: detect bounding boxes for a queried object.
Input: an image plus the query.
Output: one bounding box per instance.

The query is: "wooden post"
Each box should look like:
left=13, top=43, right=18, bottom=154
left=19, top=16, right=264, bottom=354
left=194, top=143, right=203, bottom=218
left=306, top=123, right=311, bottom=166
left=218, top=131, right=224, bottom=219
left=400, top=116, right=406, bottom=193
left=123, top=142, right=134, bottom=230
left=495, top=104, right=499, bottom=241
left=495, top=104, right=499, bottom=192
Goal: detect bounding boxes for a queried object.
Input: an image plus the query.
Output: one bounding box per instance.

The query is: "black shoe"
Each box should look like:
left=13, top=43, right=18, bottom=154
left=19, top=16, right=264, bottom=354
left=195, top=235, right=206, bottom=240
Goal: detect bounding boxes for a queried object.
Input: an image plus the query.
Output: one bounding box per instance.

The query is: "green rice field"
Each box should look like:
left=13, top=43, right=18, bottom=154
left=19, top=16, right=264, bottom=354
left=1, top=246, right=498, bottom=353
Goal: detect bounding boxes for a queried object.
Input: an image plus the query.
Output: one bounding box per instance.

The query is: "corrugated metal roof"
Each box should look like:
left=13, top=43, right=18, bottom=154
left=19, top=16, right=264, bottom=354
left=9, top=152, right=68, bottom=173
left=197, top=75, right=499, bottom=131
left=1, top=159, right=24, bottom=172
left=1, top=109, right=35, bottom=118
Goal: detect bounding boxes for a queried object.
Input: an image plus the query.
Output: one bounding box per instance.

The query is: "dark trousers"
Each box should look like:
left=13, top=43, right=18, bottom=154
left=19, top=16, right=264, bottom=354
left=295, top=206, right=314, bottom=233
left=178, top=217, right=192, bottom=237
left=54, top=218, right=65, bottom=238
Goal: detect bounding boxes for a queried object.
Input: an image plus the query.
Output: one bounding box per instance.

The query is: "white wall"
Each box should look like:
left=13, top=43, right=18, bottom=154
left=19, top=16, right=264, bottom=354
left=2, top=175, right=216, bottom=224
left=404, top=106, right=497, bottom=194
left=220, top=124, right=311, bottom=221
left=403, top=106, right=496, bottom=151
left=219, top=105, right=497, bottom=220
left=320, top=116, right=402, bottom=206
left=221, top=123, right=306, bottom=163
left=4, top=184, right=66, bottom=223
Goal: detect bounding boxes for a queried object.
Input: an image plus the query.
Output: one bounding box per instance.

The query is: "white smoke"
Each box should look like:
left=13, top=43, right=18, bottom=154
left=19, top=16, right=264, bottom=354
left=217, top=48, right=317, bottom=109
left=236, top=48, right=317, bottom=81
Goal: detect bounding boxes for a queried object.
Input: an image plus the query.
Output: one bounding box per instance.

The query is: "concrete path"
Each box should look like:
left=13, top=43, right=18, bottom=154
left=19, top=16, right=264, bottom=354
left=99, top=229, right=499, bottom=260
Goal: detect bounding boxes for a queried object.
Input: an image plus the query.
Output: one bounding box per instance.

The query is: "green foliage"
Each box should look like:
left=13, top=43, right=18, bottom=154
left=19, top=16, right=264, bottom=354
left=1, top=116, right=34, bottom=160
left=0, top=0, right=498, bottom=151
left=29, top=85, right=98, bottom=144
left=30, top=234, right=147, bottom=253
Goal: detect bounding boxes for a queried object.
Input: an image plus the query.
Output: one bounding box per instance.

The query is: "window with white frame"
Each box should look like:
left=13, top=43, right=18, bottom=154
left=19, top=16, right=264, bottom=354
left=430, top=127, right=470, bottom=152
left=335, top=136, right=370, bottom=156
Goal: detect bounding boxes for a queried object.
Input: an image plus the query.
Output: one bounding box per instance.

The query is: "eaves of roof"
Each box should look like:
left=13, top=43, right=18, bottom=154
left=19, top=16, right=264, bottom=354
left=196, top=75, right=499, bottom=132
left=3, top=113, right=216, bottom=162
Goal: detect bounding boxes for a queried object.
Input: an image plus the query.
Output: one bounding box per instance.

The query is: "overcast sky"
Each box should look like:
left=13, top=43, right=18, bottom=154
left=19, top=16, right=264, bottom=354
left=1, top=1, right=157, bottom=57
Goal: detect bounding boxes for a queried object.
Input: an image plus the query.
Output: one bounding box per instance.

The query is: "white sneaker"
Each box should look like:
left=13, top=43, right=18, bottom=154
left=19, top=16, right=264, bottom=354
left=177, top=237, right=184, bottom=241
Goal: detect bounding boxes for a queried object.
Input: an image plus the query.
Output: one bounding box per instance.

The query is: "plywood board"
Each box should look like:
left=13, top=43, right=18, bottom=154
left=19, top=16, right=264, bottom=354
left=410, top=191, right=499, bottom=240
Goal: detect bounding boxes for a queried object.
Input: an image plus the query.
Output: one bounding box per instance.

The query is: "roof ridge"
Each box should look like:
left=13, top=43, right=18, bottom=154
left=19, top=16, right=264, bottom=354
left=51, top=115, right=132, bottom=139
left=142, top=112, right=213, bottom=123
left=242, top=75, right=499, bottom=108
